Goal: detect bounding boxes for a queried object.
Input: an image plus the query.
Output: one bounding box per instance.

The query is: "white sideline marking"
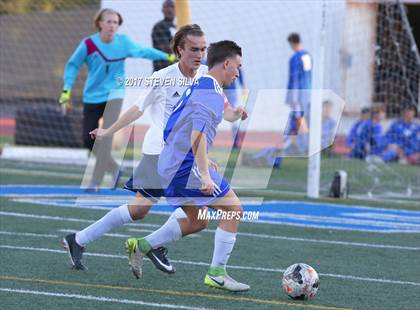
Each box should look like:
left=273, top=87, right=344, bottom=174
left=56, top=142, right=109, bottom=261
left=0, top=211, right=160, bottom=228
left=0, top=168, right=82, bottom=179
left=129, top=228, right=420, bottom=251
left=0, top=231, right=58, bottom=238
left=1, top=244, right=420, bottom=287
left=57, top=229, right=153, bottom=238
left=343, top=212, right=420, bottom=223
left=258, top=212, right=420, bottom=229
left=9, top=197, right=420, bottom=233
left=1, top=211, right=418, bottom=251
left=0, top=287, right=211, bottom=310
left=213, top=230, right=420, bottom=251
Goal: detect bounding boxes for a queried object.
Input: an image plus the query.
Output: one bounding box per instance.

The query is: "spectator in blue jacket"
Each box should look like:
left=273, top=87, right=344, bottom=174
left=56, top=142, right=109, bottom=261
left=349, top=106, right=386, bottom=160
left=382, top=106, right=419, bottom=164
left=347, top=107, right=370, bottom=148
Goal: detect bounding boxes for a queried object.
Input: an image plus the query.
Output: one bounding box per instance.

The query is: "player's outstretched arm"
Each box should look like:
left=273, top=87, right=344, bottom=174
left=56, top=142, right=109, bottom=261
left=90, top=105, right=143, bottom=139
left=191, top=130, right=214, bottom=195
left=125, top=35, right=175, bottom=62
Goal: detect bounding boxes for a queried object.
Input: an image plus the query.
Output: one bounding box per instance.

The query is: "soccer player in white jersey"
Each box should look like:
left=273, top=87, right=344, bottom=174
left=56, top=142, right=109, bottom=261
left=62, top=24, right=246, bottom=272
left=127, top=40, right=249, bottom=292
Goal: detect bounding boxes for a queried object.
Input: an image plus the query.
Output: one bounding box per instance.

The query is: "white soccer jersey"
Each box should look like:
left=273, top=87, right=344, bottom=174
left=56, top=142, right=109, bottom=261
left=139, top=63, right=208, bottom=155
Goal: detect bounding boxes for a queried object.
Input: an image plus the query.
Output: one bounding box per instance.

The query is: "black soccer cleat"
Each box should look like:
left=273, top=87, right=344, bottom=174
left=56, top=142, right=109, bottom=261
left=146, top=247, right=176, bottom=274
left=62, top=233, right=87, bottom=270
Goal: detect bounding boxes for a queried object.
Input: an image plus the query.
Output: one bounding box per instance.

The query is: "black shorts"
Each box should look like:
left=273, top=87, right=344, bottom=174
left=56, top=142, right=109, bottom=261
left=124, top=154, right=164, bottom=202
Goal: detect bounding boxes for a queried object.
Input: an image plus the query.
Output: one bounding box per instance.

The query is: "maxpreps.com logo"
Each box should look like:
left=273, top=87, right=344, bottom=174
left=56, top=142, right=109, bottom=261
left=197, top=209, right=260, bottom=221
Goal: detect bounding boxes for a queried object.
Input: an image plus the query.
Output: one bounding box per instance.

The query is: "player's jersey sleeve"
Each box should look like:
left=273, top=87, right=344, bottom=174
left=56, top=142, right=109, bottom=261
left=286, top=55, right=300, bottom=104
left=191, top=103, right=214, bottom=135
left=191, top=90, right=223, bottom=136
left=63, top=39, right=87, bottom=90
left=298, top=52, right=312, bottom=103
left=301, top=53, right=312, bottom=73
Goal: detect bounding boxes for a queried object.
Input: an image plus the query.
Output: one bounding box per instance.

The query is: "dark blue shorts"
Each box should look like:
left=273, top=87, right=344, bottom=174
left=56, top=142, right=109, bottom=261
left=124, top=154, right=164, bottom=203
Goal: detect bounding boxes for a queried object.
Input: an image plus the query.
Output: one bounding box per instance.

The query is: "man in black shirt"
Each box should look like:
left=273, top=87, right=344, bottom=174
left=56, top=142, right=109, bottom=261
left=152, top=0, right=176, bottom=71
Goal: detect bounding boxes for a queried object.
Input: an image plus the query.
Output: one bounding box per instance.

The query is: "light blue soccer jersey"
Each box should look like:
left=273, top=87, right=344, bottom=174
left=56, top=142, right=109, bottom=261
left=63, top=33, right=168, bottom=103
left=158, top=75, right=225, bottom=187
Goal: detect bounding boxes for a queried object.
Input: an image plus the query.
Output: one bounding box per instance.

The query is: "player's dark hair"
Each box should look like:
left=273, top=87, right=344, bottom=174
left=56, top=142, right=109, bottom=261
left=171, top=24, right=205, bottom=58
left=288, top=33, right=301, bottom=44
left=402, top=105, right=417, bottom=114
left=207, top=40, right=242, bottom=69
left=361, top=107, right=370, bottom=114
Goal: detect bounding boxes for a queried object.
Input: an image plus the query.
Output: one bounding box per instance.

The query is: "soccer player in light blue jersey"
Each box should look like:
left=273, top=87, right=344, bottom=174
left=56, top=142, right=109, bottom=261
left=127, top=40, right=249, bottom=292
left=59, top=8, right=174, bottom=190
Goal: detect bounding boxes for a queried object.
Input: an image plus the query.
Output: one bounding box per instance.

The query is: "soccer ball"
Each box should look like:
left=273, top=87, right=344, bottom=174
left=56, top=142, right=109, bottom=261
left=282, top=263, right=319, bottom=300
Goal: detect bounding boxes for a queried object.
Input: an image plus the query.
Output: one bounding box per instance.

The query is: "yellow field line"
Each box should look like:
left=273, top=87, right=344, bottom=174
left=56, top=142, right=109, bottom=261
left=0, top=275, right=351, bottom=310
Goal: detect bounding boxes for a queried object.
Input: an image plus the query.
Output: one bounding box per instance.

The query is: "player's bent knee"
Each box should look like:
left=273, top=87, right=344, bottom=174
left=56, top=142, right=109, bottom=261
left=229, top=197, right=243, bottom=214
left=234, top=206, right=244, bottom=217
left=195, top=218, right=209, bottom=230
left=188, top=212, right=209, bottom=231
left=128, top=204, right=150, bottom=220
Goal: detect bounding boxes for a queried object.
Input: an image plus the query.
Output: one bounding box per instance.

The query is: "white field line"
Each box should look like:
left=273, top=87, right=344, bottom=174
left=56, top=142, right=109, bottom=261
left=10, top=199, right=419, bottom=234
left=57, top=228, right=200, bottom=239
left=1, top=245, right=420, bottom=287
left=0, top=211, right=160, bottom=228
left=10, top=204, right=415, bottom=234
left=0, top=210, right=418, bottom=251
left=248, top=219, right=420, bottom=234
left=216, top=230, right=420, bottom=251
left=0, top=168, right=82, bottom=180
left=0, top=231, right=58, bottom=238
left=57, top=229, right=154, bottom=238
left=0, top=288, right=211, bottom=310
left=257, top=212, right=420, bottom=229
left=8, top=197, right=420, bottom=233
left=129, top=228, right=420, bottom=251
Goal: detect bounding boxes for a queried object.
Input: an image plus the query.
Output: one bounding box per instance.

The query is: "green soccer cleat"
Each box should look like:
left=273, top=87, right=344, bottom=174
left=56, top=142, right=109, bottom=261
left=125, top=238, right=143, bottom=279
left=204, top=267, right=250, bottom=292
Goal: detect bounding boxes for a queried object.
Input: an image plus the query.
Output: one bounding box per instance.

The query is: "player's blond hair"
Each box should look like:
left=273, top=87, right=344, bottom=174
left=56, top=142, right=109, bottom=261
left=94, top=8, right=123, bottom=31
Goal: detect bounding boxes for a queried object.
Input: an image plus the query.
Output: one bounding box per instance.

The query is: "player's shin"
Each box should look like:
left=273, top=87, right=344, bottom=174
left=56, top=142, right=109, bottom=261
left=144, top=207, right=186, bottom=248
left=76, top=203, right=133, bottom=246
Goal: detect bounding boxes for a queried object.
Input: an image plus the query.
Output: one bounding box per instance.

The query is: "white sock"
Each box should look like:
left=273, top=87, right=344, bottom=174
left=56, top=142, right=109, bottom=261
left=144, top=208, right=184, bottom=248
left=210, top=227, right=237, bottom=268
left=76, top=204, right=133, bottom=246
